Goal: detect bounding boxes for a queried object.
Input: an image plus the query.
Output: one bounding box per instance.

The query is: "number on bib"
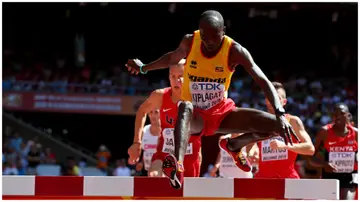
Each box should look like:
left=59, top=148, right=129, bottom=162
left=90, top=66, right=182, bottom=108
left=162, top=128, right=193, bottom=155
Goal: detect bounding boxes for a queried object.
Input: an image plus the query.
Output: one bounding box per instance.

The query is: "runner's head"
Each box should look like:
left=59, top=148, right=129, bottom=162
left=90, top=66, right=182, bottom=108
left=148, top=109, right=161, bottom=135
left=265, top=82, right=287, bottom=113
left=169, top=59, right=185, bottom=95
left=148, top=109, right=160, bottom=125
left=199, top=10, right=225, bottom=52
left=332, top=103, right=350, bottom=126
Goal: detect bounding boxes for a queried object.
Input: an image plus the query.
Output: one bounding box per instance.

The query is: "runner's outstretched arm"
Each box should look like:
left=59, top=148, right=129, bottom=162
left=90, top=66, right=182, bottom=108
left=284, top=116, right=314, bottom=155
left=230, top=43, right=299, bottom=144
left=126, top=35, right=191, bottom=74
left=231, top=44, right=283, bottom=114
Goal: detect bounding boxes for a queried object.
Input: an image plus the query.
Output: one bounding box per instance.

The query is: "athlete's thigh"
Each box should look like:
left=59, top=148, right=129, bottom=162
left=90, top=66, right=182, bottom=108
left=148, top=160, right=165, bottom=177
left=217, top=107, right=279, bottom=134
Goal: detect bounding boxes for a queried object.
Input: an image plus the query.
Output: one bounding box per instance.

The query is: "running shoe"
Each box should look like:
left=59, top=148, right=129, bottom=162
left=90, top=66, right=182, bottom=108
left=219, top=136, right=252, bottom=172
left=162, top=154, right=184, bottom=189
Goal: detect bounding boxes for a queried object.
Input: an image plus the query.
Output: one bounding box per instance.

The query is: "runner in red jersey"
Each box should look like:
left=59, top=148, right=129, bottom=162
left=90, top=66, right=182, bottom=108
left=128, top=59, right=202, bottom=182
left=152, top=87, right=202, bottom=178
left=310, top=103, right=358, bottom=200
left=244, top=82, right=314, bottom=178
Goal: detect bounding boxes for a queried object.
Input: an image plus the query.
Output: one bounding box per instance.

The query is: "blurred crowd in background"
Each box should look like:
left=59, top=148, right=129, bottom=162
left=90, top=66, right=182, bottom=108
left=3, top=125, right=142, bottom=177
left=2, top=2, right=357, bottom=177
left=3, top=51, right=357, bottom=139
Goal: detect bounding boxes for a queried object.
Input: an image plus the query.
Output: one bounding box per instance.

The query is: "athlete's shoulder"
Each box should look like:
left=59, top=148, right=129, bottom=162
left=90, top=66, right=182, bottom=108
left=181, top=34, right=194, bottom=47
left=146, top=88, right=166, bottom=107
left=321, top=124, right=332, bottom=131
left=143, top=124, right=151, bottom=132
left=151, top=88, right=166, bottom=97
left=229, top=40, right=241, bottom=51
left=288, top=115, right=304, bottom=127
left=350, top=125, right=358, bottom=133
left=141, top=125, right=151, bottom=144
left=183, top=33, right=193, bottom=41
left=228, top=41, right=253, bottom=67
left=317, top=124, right=331, bottom=139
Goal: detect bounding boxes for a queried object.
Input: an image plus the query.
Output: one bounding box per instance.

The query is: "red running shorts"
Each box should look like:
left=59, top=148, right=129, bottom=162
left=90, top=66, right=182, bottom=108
left=194, top=98, right=236, bottom=137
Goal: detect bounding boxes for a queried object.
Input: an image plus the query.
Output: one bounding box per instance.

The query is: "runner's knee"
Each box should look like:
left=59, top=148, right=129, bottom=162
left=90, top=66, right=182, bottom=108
left=148, top=170, right=163, bottom=177
left=178, top=101, right=193, bottom=115
left=148, top=160, right=163, bottom=177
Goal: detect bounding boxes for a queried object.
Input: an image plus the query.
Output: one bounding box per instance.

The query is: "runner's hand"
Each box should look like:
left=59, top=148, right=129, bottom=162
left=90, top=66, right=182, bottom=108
left=127, top=143, right=141, bottom=165
left=209, top=166, right=218, bottom=177
left=278, top=114, right=300, bottom=145
left=136, top=162, right=144, bottom=172
left=125, top=59, right=144, bottom=75
left=269, top=139, right=286, bottom=150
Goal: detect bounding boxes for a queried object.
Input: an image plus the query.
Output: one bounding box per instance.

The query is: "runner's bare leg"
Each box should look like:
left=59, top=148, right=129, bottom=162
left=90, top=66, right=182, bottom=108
left=226, top=132, right=277, bottom=152
left=174, top=101, right=193, bottom=162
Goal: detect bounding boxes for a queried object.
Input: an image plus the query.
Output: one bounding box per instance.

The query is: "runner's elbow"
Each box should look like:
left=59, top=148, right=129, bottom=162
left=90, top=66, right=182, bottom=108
left=308, top=144, right=315, bottom=156
left=301, top=144, right=315, bottom=156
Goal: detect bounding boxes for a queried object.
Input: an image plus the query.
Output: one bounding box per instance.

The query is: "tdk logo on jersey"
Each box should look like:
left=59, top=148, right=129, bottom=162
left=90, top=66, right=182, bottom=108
left=192, top=83, right=222, bottom=91
left=191, top=83, right=199, bottom=90
left=188, top=73, right=226, bottom=84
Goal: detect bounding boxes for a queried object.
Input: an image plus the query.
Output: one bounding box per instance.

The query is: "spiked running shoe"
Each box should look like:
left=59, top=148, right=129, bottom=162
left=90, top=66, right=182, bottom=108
left=162, top=154, right=184, bottom=189
left=219, top=136, right=252, bottom=172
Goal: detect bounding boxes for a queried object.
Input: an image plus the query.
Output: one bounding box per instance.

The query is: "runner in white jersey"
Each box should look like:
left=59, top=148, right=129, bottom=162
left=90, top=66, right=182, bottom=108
left=141, top=124, right=159, bottom=171
left=130, top=109, right=162, bottom=176
left=210, top=134, right=253, bottom=178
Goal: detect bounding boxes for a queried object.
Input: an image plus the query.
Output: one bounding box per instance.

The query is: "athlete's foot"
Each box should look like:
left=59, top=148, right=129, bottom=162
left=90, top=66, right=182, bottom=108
left=162, top=154, right=184, bottom=189
left=219, top=137, right=252, bottom=172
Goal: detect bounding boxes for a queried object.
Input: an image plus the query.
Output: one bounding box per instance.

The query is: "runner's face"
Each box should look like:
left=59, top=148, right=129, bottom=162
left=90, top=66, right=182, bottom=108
left=169, top=65, right=184, bottom=94
left=333, top=106, right=349, bottom=125
left=266, top=89, right=286, bottom=113
left=149, top=109, right=160, bottom=124
left=199, top=21, right=224, bottom=52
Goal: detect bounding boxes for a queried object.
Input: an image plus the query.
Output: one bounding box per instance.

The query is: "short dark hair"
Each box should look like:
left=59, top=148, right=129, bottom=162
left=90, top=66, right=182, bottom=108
left=272, top=81, right=286, bottom=97
left=334, top=103, right=349, bottom=113
left=200, top=10, right=224, bottom=29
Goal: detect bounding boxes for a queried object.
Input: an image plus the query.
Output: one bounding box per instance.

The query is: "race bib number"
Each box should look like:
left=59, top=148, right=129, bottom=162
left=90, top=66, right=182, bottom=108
left=190, top=82, right=225, bottom=110
left=162, top=128, right=193, bottom=155
left=329, top=152, right=355, bottom=173
left=143, top=148, right=156, bottom=171
left=261, top=137, right=288, bottom=162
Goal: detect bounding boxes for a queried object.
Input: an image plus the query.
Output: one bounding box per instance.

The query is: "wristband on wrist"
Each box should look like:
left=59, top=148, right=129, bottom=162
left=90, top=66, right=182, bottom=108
left=133, top=142, right=141, bottom=145
left=139, top=65, right=148, bottom=74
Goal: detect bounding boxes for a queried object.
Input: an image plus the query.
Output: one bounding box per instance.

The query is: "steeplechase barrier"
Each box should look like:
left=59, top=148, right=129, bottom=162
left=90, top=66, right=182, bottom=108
left=2, top=176, right=339, bottom=200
